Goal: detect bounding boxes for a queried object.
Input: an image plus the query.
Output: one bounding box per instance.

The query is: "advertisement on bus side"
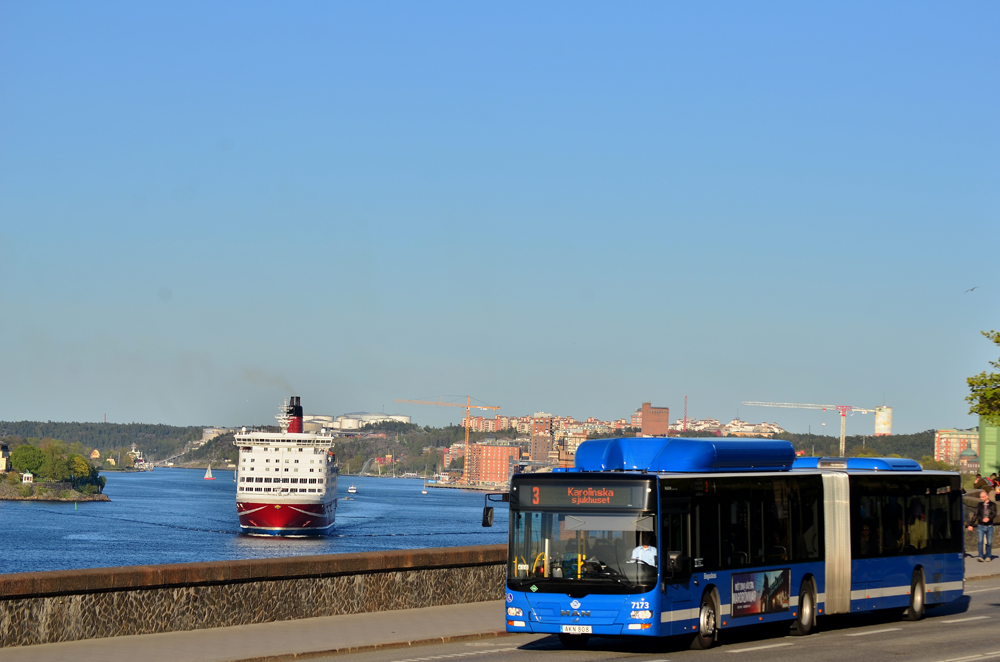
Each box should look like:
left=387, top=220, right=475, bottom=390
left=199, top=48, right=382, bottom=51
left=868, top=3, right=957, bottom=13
left=731, top=568, right=790, bottom=617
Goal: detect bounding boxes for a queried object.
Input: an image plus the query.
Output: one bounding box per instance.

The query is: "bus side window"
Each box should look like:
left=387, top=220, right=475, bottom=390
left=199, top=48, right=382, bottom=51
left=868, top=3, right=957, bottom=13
left=881, top=496, right=905, bottom=555
left=719, top=487, right=751, bottom=569
left=929, top=483, right=963, bottom=555
left=767, top=479, right=791, bottom=563
left=790, top=477, right=822, bottom=561
left=694, top=498, right=721, bottom=571
left=906, top=493, right=929, bottom=552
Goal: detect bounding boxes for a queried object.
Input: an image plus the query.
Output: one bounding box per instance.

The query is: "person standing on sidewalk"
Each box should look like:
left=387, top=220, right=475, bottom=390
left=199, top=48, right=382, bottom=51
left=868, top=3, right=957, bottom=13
left=967, top=490, right=997, bottom=562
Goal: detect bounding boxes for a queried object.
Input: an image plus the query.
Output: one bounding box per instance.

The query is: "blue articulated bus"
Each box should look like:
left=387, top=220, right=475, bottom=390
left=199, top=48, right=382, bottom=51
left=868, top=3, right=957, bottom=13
left=495, top=438, right=964, bottom=650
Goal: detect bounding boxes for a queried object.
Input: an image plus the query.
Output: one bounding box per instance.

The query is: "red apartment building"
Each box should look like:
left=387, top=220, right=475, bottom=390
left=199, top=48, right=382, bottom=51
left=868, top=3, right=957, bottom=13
left=467, top=444, right=520, bottom=484
left=641, top=402, right=671, bottom=437
left=934, top=428, right=979, bottom=465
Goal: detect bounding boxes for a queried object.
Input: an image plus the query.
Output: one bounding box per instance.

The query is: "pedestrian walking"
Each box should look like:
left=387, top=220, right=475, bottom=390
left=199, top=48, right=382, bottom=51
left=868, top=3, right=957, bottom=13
left=967, top=490, right=997, bottom=562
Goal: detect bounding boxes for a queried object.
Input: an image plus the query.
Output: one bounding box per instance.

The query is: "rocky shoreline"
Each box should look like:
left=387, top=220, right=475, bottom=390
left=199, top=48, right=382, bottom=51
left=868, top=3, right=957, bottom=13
left=0, top=482, right=109, bottom=502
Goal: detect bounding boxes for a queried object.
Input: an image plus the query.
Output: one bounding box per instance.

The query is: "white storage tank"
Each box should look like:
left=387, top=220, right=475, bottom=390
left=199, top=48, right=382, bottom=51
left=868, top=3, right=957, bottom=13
left=874, top=406, right=893, bottom=436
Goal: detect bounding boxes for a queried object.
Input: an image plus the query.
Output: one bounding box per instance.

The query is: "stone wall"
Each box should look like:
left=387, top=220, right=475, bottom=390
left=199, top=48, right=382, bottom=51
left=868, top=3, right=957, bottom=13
left=0, top=544, right=507, bottom=648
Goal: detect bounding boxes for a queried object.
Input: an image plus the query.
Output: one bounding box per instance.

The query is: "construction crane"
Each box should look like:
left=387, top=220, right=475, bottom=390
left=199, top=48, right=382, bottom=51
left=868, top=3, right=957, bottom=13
left=394, top=396, right=500, bottom=484
left=741, top=401, right=880, bottom=457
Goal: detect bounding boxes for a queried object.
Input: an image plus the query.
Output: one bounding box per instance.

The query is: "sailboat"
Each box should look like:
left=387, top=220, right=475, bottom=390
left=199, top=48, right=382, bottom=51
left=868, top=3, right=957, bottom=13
left=421, top=480, right=428, bottom=495
left=204, top=465, right=216, bottom=480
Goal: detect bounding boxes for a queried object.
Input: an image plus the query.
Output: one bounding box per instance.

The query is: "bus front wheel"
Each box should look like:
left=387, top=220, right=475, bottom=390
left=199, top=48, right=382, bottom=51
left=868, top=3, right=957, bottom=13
left=905, top=569, right=925, bottom=621
left=792, top=579, right=816, bottom=636
left=690, top=592, right=718, bottom=650
left=558, top=634, right=589, bottom=649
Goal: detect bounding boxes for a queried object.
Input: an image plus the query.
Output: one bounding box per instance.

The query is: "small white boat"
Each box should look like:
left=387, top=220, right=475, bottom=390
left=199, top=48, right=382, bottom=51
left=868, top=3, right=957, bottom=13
left=347, top=485, right=357, bottom=494
left=421, top=481, right=428, bottom=495
left=204, top=465, right=216, bottom=481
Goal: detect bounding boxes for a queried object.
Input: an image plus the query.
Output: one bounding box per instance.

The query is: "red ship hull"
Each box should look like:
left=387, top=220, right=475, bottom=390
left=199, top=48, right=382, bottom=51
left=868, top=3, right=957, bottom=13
left=236, top=499, right=336, bottom=536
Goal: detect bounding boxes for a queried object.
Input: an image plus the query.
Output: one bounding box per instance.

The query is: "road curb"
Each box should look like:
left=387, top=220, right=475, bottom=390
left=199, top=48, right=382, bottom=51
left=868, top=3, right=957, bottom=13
left=228, top=630, right=511, bottom=662
left=967, top=572, right=1000, bottom=582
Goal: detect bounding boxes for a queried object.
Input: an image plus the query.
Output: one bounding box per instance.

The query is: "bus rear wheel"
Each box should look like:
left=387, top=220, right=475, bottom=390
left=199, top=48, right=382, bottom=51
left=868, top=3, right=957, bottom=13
left=558, top=633, right=589, bottom=649
left=690, top=592, right=718, bottom=650
left=905, top=569, right=925, bottom=621
left=793, top=579, right=816, bottom=636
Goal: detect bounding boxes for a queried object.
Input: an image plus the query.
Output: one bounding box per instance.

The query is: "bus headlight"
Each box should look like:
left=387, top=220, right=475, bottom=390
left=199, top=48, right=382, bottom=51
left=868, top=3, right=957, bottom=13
left=506, top=607, right=523, bottom=617
left=630, top=610, right=652, bottom=620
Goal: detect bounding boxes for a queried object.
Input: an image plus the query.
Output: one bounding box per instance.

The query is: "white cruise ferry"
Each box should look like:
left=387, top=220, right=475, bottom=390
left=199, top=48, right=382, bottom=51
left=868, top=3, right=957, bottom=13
left=234, top=397, right=339, bottom=536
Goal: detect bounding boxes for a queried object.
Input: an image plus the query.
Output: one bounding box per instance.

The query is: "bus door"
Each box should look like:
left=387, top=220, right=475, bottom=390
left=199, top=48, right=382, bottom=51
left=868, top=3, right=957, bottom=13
left=660, top=496, right=694, bottom=621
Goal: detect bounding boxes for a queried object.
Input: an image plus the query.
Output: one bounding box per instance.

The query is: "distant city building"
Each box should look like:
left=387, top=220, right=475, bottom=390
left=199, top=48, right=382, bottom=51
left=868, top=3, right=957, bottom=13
left=466, top=443, right=520, bottom=484
left=530, top=435, right=553, bottom=463
left=0, top=444, right=9, bottom=472
left=934, top=428, right=979, bottom=465
left=670, top=418, right=723, bottom=432
left=563, top=429, right=588, bottom=454
left=721, top=418, right=784, bottom=438
left=303, top=412, right=411, bottom=432
left=202, top=427, right=229, bottom=443
left=443, top=442, right=465, bottom=470
left=631, top=409, right=642, bottom=429
left=641, top=402, right=670, bottom=437
left=959, top=448, right=980, bottom=474
left=530, top=413, right=554, bottom=462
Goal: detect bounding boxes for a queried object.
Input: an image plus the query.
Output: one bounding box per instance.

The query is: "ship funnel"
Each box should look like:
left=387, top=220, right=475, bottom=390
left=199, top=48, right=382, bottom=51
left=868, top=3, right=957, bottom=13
left=288, top=396, right=303, bottom=433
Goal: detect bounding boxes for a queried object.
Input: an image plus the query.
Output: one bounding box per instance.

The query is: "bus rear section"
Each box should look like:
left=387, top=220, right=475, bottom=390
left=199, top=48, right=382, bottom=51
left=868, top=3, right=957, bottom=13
left=843, top=469, right=965, bottom=615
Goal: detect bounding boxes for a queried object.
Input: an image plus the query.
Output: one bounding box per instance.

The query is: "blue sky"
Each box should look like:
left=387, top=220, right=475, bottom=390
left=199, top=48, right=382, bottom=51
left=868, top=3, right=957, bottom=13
left=1, top=2, right=997, bottom=434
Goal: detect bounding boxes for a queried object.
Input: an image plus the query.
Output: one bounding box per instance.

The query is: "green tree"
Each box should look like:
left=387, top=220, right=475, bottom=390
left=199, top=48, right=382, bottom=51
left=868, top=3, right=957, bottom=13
left=968, top=330, right=1000, bottom=420
left=919, top=456, right=954, bottom=471
left=67, top=454, right=91, bottom=487
left=39, top=439, right=70, bottom=481
left=10, top=445, right=45, bottom=473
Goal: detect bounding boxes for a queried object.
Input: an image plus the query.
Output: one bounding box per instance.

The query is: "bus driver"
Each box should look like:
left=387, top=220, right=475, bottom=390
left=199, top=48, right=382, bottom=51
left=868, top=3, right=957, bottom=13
left=631, top=532, right=657, bottom=566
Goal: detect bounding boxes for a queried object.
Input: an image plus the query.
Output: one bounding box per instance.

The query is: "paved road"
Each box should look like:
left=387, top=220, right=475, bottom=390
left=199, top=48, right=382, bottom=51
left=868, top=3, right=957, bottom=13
left=327, top=577, right=1000, bottom=662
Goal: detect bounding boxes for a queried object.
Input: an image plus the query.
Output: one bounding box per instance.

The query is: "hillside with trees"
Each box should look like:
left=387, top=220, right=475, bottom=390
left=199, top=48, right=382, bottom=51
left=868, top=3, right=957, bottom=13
left=0, top=421, right=202, bottom=463
left=774, top=430, right=935, bottom=460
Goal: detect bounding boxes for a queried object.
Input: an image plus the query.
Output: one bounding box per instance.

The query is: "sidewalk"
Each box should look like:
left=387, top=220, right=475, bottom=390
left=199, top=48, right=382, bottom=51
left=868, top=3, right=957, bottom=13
left=1, top=600, right=508, bottom=662
left=965, top=552, right=1000, bottom=581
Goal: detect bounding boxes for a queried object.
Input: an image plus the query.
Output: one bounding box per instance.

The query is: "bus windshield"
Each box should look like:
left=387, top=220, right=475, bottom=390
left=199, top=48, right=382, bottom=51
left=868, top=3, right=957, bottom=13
left=508, top=508, right=659, bottom=593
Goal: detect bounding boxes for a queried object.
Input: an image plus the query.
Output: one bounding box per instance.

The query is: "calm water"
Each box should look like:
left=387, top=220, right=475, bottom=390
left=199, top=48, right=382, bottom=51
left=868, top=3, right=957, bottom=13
left=0, top=469, right=508, bottom=575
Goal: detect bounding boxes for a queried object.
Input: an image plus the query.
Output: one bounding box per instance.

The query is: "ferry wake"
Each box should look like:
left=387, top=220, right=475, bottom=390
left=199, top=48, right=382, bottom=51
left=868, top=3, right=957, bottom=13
left=234, top=397, right=340, bottom=536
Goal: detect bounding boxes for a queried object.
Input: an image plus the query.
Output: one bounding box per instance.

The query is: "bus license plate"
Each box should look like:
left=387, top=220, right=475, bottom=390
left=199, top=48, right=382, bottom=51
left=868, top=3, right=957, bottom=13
left=561, top=625, right=592, bottom=634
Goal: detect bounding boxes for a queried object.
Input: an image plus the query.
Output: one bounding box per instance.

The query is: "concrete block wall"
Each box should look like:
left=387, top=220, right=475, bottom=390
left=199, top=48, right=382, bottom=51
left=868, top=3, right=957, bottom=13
left=0, top=544, right=507, bottom=648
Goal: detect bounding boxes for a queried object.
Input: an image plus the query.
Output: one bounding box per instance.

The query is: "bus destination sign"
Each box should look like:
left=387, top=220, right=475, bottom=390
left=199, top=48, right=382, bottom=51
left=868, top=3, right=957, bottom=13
left=521, top=483, right=642, bottom=508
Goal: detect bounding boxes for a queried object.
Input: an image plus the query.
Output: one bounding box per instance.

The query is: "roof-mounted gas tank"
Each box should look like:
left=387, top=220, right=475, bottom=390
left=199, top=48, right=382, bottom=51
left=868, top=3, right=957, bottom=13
left=792, top=456, right=922, bottom=471
left=574, top=437, right=795, bottom=473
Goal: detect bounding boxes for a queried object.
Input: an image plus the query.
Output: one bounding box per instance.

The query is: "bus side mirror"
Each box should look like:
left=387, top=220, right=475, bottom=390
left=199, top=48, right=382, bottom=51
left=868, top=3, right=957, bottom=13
left=481, top=492, right=508, bottom=527
left=666, top=552, right=691, bottom=576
